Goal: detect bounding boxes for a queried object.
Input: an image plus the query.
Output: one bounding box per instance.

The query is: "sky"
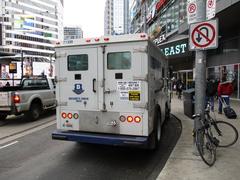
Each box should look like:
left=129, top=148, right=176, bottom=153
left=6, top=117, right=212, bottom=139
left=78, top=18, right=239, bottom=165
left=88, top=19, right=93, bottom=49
left=64, top=0, right=106, bottom=38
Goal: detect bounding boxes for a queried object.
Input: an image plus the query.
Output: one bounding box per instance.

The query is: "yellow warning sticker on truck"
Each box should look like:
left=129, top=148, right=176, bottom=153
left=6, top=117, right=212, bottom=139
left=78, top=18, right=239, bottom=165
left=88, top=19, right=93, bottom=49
left=129, top=91, right=140, bottom=101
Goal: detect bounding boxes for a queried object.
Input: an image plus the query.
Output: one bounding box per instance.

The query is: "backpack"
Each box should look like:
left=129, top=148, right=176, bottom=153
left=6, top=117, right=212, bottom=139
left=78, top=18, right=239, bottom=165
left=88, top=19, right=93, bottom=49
left=220, top=97, right=237, bottom=119
left=223, top=106, right=237, bottom=119
left=177, top=81, right=183, bottom=90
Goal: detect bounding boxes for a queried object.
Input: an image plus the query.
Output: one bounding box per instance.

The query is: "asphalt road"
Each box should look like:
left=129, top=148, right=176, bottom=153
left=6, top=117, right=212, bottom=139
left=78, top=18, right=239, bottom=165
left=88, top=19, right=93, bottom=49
left=0, top=115, right=181, bottom=180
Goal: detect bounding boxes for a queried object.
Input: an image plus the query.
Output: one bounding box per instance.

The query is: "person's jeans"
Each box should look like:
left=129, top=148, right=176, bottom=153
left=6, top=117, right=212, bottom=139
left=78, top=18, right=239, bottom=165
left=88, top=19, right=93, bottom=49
left=206, top=96, right=214, bottom=111
left=218, top=96, right=230, bottom=113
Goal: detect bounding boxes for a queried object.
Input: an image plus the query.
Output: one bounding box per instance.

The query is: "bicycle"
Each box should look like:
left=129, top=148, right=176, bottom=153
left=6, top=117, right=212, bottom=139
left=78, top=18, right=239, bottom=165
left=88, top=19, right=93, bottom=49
left=193, top=103, right=238, bottom=166
left=193, top=113, right=218, bottom=166
left=205, top=107, right=238, bottom=148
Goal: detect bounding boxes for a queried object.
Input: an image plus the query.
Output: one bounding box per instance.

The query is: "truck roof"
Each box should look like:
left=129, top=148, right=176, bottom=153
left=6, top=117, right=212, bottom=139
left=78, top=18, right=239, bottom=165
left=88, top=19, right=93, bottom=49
left=56, top=33, right=149, bottom=48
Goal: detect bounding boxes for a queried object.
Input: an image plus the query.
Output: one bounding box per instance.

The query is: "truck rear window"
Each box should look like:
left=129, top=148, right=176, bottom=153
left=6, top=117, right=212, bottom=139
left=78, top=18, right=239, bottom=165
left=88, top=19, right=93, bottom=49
left=107, top=52, right=131, bottom=70
left=22, top=79, right=49, bottom=89
left=68, top=54, right=88, bottom=71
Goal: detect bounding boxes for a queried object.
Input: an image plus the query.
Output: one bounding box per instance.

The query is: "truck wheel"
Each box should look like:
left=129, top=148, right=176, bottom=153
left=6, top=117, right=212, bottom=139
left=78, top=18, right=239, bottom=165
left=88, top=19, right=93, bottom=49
left=165, top=105, right=170, bottom=121
left=0, top=114, right=7, bottom=121
left=28, top=103, right=42, bottom=121
left=149, top=110, right=161, bottom=150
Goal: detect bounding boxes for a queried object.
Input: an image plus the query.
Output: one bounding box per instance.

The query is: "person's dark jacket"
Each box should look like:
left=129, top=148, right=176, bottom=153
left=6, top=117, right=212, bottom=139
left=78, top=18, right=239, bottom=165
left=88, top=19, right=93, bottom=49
left=206, top=80, right=217, bottom=97
left=176, top=80, right=183, bottom=91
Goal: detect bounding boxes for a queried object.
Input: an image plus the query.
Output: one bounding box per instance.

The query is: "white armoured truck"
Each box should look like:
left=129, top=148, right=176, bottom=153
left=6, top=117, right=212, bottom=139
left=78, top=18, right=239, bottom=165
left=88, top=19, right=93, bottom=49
left=52, top=33, right=170, bottom=149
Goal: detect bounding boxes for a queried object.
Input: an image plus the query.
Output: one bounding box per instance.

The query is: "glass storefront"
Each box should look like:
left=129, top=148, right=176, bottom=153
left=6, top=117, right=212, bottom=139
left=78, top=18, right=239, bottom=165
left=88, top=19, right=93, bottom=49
left=173, top=70, right=194, bottom=90
left=148, top=0, right=180, bottom=36
left=207, top=64, right=240, bottom=99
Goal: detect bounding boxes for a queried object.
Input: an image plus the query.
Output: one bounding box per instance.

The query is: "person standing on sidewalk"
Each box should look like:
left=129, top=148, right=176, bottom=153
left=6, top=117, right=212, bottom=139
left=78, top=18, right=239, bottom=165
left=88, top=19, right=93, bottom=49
left=176, top=78, right=184, bottom=99
left=206, top=78, right=217, bottom=111
left=217, top=76, right=234, bottom=114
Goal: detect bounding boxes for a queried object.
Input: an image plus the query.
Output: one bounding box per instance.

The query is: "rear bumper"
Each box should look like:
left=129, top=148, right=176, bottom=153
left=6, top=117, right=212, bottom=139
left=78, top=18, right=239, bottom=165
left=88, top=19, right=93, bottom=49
left=52, top=130, right=149, bottom=147
left=0, top=106, right=17, bottom=115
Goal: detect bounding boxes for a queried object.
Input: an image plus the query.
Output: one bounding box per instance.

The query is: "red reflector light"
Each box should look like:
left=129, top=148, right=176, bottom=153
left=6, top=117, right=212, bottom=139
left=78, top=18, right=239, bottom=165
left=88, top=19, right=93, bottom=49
left=61, top=112, right=67, bottom=119
left=86, top=39, right=91, bottom=42
left=67, top=113, right=73, bottom=119
left=73, top=113, right=79, bottom=119
left=95, top=38, right=100, bottom=42
left=104, top=37, right=109, bottom=41
left=119, top=115, right=126, bottom=122
left=13, top=95, right=20, bottom=103
left=127, top=116, right=133, bottom=122
left=134, top=116, right=141, bottom=123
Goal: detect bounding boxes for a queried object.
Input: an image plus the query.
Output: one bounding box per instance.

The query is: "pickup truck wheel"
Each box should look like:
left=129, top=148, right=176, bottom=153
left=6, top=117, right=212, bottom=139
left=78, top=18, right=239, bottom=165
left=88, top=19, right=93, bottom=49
left=28, top=103, right=42, bottom=121
left=0, top=115, right=7, bottom=121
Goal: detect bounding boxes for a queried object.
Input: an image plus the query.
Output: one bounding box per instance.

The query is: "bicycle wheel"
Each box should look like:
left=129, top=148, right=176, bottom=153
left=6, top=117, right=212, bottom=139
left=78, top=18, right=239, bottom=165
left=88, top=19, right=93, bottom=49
left=211, top=121, right=238, bottom=147
left=196, top=129, right=216, bottom=166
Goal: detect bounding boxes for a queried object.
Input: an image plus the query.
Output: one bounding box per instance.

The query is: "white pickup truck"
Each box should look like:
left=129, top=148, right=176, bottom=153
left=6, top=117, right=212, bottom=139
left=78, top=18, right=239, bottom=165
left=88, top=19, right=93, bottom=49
left=0, top=76, right=56, bottom=121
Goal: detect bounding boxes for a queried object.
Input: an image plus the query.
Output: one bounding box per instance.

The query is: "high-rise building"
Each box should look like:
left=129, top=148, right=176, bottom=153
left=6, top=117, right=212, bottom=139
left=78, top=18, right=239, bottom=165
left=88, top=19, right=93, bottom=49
left=64, top=26, right=83, bottom=44
left=0, top=0, right=64, bottom=60
left=104, top=0, right=129, bottom=35
left=104, top=0, right=114, bottom=35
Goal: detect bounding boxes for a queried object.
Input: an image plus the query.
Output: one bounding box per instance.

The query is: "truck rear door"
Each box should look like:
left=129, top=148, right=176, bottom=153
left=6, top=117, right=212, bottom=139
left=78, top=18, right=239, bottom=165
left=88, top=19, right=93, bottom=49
left=58, top=47, right=99, bottom=111
left=103, top=42, right=148, bottom=113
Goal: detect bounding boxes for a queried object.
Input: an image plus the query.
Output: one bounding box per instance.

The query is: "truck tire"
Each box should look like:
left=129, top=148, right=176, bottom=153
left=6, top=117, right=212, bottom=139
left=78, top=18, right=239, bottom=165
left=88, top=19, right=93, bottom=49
left=0, top=114, right=7, bottom=121
left=28, top=103, right=42, bottom=121
left=149, top=109, right=161, bottom=150
left=165, top=104, right=170, bottom=121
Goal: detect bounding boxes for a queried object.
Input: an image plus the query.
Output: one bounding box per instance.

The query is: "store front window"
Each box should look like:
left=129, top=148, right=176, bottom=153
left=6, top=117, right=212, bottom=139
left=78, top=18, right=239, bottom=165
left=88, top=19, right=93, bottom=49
left=158, top=1, right=179, bottom=34
left=207, top=64, right=239, bottom=99
left=179, top=0, right=187, bottom=24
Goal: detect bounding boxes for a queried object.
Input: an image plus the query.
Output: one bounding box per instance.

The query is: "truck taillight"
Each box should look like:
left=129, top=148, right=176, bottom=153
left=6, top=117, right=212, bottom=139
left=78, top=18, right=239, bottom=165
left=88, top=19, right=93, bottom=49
left=104, top=37, right=109, bottom=41
left=134, top=116, right=141, bottom=123
left=67, top=113, right=72, bottom=119
left=61, top=112, right=67, bottom=119
left=140, top=34, right=146, bottom=38
left=13, top=95, right=20, bottom=103
left=127, top=116, right=133, bottom=122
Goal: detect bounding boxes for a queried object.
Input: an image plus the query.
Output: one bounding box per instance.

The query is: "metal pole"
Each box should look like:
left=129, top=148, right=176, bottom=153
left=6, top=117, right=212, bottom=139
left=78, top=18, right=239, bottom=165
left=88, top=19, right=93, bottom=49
left=21, top=49, right=23, bottom=79
left=194, top=0, right=207, bottom=153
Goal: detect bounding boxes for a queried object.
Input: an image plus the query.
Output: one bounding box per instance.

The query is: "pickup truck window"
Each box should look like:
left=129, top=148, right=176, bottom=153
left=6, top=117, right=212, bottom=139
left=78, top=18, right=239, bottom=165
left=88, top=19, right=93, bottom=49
left=107, top=52, right=131, bottom=70
left=22, top=79, right=49, bottom=89
left=68, top=54, right=88, bottom=71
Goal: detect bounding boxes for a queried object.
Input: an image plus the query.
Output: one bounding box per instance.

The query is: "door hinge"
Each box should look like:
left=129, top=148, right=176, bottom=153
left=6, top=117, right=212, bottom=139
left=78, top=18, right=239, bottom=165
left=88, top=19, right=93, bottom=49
left=55, top=77, right=67, bottom=83
left=133, top=46, right=148, bottom=53
left=133, top=102, right=148, bottom=110
left=56, top=52, right=67, bottom=58
left=57, top=101, right=68, bottom=106
left=133, top=74, right=148, bottom=82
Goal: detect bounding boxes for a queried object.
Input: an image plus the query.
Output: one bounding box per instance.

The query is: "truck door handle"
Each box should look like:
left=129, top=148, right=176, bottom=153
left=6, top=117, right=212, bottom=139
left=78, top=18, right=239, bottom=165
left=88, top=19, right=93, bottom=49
left=104, top=88, right=116, bottom=94
left=93, top=78, right=96, bottom=93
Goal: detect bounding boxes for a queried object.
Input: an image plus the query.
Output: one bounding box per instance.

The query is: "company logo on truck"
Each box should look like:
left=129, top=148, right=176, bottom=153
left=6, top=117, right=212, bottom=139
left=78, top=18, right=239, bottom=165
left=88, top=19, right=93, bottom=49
left=73, top=84, right=84, bottom=95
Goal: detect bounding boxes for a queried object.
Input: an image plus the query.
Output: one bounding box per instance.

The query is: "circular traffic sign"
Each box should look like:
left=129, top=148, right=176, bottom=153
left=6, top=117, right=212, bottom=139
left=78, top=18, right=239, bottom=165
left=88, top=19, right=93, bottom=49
left=188, top=3, right=196, bottom=14
left=191, top=22, right=216, bottom=48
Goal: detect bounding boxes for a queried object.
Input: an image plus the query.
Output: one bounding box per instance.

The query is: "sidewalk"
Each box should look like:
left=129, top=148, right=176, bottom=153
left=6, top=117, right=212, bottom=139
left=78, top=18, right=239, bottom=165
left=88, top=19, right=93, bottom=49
left=157, top=95, right=240, bottom=180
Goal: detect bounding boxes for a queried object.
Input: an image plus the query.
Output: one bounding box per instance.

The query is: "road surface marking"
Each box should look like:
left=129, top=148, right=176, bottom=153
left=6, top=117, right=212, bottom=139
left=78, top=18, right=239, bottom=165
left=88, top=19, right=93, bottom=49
left=0, top=141, right=18, bottom=150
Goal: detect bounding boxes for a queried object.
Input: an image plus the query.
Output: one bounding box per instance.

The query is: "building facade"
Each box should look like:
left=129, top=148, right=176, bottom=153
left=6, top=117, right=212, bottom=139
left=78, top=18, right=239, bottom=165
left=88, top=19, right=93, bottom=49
left=104, top=0, right=114, bottom=35
left=64, top=26, right=83, bottom=44
left=0, top=0, right=64, bottom=60
left=104, top=0, right=129, bottom=35
left=130, top=0, right=240, bottom=99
